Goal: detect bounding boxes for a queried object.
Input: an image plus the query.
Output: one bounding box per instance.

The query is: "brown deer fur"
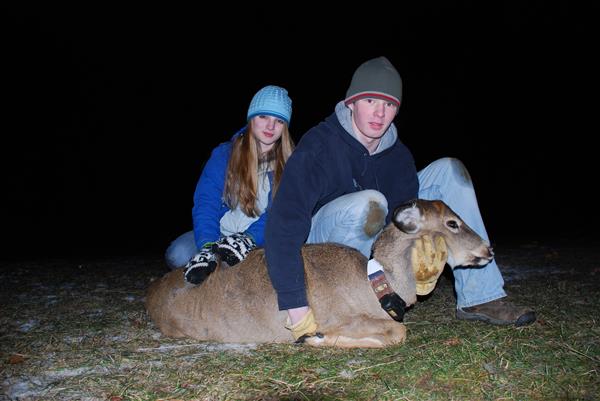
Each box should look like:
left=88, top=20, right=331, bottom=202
left=145, top=199, right=493, bottom=348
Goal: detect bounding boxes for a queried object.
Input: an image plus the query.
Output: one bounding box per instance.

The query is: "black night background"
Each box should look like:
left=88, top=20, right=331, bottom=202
left=2, top=3, right=598, bottom=260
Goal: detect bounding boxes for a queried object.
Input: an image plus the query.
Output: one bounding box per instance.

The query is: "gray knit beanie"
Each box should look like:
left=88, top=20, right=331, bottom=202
left=344, top=56, right=402, bottom=107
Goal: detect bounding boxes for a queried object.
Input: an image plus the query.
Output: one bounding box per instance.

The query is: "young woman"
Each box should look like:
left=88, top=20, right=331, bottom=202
left=165, top=85, right=294, bottom=284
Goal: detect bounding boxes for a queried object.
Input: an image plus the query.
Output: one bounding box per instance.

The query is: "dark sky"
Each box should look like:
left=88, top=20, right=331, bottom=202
left=2, top=3, right=598, bottom=260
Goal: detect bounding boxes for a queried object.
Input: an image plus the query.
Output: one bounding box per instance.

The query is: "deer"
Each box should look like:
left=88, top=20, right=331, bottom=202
left=145, top=199, right=494, bottom=348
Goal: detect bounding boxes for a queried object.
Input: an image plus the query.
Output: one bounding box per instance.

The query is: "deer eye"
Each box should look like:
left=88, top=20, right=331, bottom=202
left=446, top=220, right=459, bottom=229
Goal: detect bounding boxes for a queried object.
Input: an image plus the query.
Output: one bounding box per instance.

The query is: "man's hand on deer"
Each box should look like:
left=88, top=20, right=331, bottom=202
left=285, top=307, right=320, bottom=343
left=411, top=234, right=448, bottom=295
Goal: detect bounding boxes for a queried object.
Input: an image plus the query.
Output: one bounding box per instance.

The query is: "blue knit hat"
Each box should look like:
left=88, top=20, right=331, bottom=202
left=247, top=85, right=292, bottom=125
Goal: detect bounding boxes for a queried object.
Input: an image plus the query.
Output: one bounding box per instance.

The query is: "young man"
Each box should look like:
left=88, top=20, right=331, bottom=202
left=264, top=56, right=535, bottom=340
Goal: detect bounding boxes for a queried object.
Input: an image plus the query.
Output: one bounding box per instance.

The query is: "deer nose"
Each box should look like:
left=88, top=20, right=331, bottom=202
left=472, top=247, right=494, bottom=266
left=477, top=247, right=495, bottom=264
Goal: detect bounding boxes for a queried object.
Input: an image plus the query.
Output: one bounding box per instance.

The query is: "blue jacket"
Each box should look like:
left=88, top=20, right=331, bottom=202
left=264, top=111, right=419, bottom=310
left=192, top=132, right=273, bottom=249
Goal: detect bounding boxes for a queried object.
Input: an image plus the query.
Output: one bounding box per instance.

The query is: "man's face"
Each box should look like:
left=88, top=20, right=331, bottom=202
left=348, top=98, right=398, bottom=141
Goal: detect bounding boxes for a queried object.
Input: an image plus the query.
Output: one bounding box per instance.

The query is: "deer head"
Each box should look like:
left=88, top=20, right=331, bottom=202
left=372, top=199, right=494, bottom=302
left=393, top=199, right=494, bottom=269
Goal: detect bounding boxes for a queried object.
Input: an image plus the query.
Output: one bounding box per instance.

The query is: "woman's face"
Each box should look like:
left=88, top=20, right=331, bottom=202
left=250, top=115, right=285, bottom=153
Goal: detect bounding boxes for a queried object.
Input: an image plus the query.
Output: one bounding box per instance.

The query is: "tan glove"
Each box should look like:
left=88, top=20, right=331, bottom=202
left=411, top=235, right=448, bottom=295
left=285, top=308, right=318, bottom=341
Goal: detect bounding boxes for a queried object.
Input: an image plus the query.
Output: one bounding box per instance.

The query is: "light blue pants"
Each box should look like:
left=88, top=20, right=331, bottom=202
left=307, top=157, right=506, bottom=308
left=165, top=231, right=197, bottom=270
left=306, top=189, right=389, bottom=258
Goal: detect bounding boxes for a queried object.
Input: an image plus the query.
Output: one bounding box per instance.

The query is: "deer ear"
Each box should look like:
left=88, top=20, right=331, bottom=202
left=393, top=200, right=422, bottom=234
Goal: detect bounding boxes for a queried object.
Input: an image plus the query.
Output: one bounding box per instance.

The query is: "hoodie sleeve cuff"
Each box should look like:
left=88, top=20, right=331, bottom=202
left=276, top=288, right=308, bottom=311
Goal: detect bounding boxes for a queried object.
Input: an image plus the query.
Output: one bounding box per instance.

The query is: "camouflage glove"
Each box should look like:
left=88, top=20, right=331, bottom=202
left=411, top=235, right=448, bottom=295
left=212, top=232, right=257, bottom=267
left=184, top=243, right=217, bottom=285
left=285, top=308, right=318, bottom=342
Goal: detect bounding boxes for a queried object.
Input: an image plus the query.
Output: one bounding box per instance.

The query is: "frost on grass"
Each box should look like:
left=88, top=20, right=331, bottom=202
left=137, top=342, right=257, bottom=353
left=2, top=247, right=599, bottom=401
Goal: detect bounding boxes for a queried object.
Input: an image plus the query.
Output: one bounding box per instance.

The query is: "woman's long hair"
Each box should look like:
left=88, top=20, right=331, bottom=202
left=223, top=120, right=294, bottom=217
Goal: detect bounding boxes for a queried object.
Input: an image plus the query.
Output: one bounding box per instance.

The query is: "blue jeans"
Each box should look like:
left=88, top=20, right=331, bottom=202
left=306, top=189, right=388, bottom=258
left=165, top=231, right=197, bottom=270
left=307, top=157, right=506, bottom=308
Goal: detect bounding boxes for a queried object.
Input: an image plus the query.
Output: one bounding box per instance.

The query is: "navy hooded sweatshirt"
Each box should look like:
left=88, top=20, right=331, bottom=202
left=264, top=105, right=419, bottom=310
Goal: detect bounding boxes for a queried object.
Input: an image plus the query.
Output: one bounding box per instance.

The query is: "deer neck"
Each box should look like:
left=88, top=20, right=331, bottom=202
left=370, top=224, right=418, bottom=305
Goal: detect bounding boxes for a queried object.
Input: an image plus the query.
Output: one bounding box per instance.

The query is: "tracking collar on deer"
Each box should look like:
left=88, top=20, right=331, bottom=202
left=368, top=259, right=407, bottom=322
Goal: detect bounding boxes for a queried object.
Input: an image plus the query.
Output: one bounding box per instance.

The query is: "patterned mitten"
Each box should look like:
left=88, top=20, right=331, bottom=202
left=184, top=244, right=217, bottom=285
left=212, top=232, right=257, bottom=266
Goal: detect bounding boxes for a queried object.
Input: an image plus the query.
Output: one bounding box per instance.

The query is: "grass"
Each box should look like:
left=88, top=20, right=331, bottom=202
left=1, top=239, right=599, bottom=400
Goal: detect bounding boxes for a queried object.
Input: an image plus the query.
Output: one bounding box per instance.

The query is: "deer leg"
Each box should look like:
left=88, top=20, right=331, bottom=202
left=304, top=315, right=406, bottom=348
